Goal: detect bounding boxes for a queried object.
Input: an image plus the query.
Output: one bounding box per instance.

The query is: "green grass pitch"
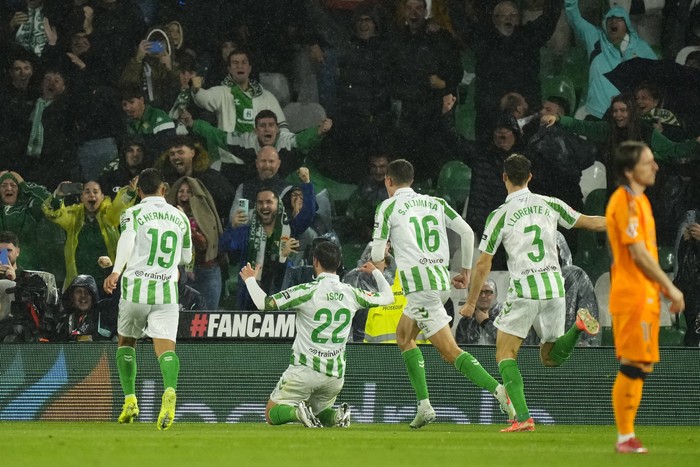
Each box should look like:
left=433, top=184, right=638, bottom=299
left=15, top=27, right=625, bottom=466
left=1, top=422, right=699, bottom=467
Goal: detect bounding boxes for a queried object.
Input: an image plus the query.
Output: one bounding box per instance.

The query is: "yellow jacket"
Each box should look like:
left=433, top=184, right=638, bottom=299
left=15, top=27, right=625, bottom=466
left=364, top=271, right=429, bottom=344
left=42, top=186, right=136, bottom=289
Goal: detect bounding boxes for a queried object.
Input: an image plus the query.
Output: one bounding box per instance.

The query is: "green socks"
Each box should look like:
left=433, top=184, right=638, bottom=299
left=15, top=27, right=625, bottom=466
left=548, top=325, right=582, bottom=366
left=499, top=358, right=529, bottom=422
left=158, top=351, right=180, bottom=391
left=317, top=407, right=337, bottom=427
left=268, top=406, right=336, bottom=426
left=454, top=351, right=499, bottom=393
left=402, top=347, right=429, bottom=401
left=268, top=405, right=298, bottom=425
left=116, top=346, right=136, bottom=396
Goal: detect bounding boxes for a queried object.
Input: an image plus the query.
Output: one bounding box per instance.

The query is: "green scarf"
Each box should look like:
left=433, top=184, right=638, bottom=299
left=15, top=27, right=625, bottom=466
left=222, top=76, right=263, bottom=133
left=246, top=200, right=291, bottom=279
left=27, top=97, right=51, bottom=156
left=15, top=7, right=46, bottom=57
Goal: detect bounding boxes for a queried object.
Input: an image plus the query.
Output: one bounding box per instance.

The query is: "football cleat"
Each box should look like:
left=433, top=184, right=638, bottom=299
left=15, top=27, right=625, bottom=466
left=296, top=401, right=322, bottom=428
left=409, top=402, right=436, bottom=429
left=500, top=417, right=535, bottom=432
left=157, top=388, right=177, bottom=431
left=494, top=384, right=516, bottom=421
left=616, top=437, right=648, bottom=454
left=118, top=395, right=140, bottom=424
left=336, top=402, right=351, bottom=428
left=576, top=308, right=600, bottom=336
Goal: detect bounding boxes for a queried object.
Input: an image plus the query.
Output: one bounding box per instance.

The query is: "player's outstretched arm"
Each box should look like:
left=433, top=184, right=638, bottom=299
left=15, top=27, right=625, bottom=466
left=573, top=214, right=607, bottom=232
left=359, top=261, right=395, bottom=306
left=240, top=263, right=269, bottom=310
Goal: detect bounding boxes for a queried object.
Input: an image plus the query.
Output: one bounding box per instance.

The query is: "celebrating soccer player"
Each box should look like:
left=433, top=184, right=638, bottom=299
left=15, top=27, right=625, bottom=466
left=370, top=159, right=515, bottom=428
left=462, top=154, right=606, bottom=432
left=104, top=168, right=193, bottom=430
left=241, top=241, right=394, bottom=427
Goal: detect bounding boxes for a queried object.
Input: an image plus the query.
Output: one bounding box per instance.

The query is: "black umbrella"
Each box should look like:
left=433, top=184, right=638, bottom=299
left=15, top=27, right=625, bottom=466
left=604, top=57, right=700, bottom=92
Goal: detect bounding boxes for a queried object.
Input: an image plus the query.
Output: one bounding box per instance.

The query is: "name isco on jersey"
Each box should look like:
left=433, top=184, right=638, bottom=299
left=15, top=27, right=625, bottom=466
left=136, top=211, right=186, bottom=229
left=309, top=347, right=342, bottom=358
left=135, top=270, right=173, bottom=281
left=398, top=198, right=439, bottom=215
left=507, top=205, right=551, bottom=226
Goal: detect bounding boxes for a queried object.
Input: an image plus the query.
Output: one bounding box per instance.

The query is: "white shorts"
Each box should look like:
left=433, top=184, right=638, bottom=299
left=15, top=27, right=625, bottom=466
left=117, top=299, right=179, bottom=342
left=270, top=364, right=344, bottom=415
left=493, top=289, right=565, bottom=343
left=403, top=290, right=452, bottom=338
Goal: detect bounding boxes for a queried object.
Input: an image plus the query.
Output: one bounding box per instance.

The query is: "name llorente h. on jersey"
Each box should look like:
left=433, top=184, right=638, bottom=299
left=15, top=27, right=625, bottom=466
left=480, top=188, right=580, bottom=300
left=119, top=197, right=192, bottom=304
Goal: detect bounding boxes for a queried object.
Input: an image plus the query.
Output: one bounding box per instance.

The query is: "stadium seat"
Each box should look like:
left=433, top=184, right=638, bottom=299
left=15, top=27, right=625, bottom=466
left=561, top=46, right=589, bottom=101
left=579, top=161, right=607, bottom=203
left=436, top=160, right=472, bottom=213
left=259, top=72, right=291, bottom=107
left=282, top=102, right=326, bottom=133
left=574, top=189, right=610, bottom=284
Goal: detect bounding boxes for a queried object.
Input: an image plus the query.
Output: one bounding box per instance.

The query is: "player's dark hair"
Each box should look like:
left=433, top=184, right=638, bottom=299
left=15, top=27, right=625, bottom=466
left=313, top=240, right=341, bottom=272
left=255, top=109, right=278, bottom=125
left=138, top=168, right=164, bottom=195
left=503, top=154, right=531, bottom=186
left=613, top=141, right=647, bottom=186
left=387, top=159, right=414, bottom=185
left=0, top=230, right=19, bottom=247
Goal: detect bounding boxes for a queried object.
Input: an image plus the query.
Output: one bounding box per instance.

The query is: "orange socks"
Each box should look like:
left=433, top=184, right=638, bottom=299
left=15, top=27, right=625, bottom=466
left=612, top=370, right=645, bottom=436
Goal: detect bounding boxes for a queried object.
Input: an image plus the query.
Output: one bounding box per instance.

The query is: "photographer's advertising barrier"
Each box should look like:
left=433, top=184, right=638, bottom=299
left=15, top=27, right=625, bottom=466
left=1, top=341, right=699, bottom=425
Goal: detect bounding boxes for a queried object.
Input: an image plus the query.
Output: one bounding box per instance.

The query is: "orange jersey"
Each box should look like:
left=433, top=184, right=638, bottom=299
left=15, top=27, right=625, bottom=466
left=606, top=186, right=660, bottom=315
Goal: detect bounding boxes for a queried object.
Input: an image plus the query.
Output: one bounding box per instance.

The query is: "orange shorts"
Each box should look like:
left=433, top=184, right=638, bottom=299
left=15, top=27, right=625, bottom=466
left=611, top=307, right=660, bottom=363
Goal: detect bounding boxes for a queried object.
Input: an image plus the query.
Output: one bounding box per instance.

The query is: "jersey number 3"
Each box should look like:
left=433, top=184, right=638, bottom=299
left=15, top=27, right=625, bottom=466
left=524, top=224, right=545, bottom=262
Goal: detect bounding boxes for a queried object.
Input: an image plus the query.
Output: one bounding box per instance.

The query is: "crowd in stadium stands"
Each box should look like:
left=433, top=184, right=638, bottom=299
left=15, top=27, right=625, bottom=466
left=0, top=0, right=699, bottom=345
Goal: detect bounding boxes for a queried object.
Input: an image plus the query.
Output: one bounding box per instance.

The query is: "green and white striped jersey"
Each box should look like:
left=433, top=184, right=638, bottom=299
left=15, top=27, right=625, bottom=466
left=267, top=272, right=392, bottom=378
left=480, top=188, right=579, bottom=300
left=373, top=187, right=459, bottom=294
left=119, top=197, right=192, bottom=305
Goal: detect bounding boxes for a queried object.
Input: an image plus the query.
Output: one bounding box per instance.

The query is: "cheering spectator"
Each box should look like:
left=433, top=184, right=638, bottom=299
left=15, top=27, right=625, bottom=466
left=42, top=180, right=137, bottom=293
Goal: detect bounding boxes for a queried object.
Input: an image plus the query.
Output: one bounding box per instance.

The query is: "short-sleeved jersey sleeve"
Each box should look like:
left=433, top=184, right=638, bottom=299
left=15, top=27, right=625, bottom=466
left=608, top=190, right=642, bottom=246
left=479, top=208, right=507, bottom=255
left=544, top=196, right=581, bottom=230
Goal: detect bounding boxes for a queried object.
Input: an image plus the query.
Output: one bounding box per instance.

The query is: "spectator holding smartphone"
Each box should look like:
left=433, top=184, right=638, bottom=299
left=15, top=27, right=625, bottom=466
left=119, top=28, right=180, bottom=111
left=42, top=179, right=137, bottom=293
left=0, top=231, right=21, bottom=282
left=675, top=209, right=700, bottom=346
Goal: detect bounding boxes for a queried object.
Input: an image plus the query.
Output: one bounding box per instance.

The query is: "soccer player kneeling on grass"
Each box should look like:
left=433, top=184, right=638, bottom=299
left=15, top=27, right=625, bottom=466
left=241, top=241, right=394, bottom=427
left=104, top=168, right=192, bottom=431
